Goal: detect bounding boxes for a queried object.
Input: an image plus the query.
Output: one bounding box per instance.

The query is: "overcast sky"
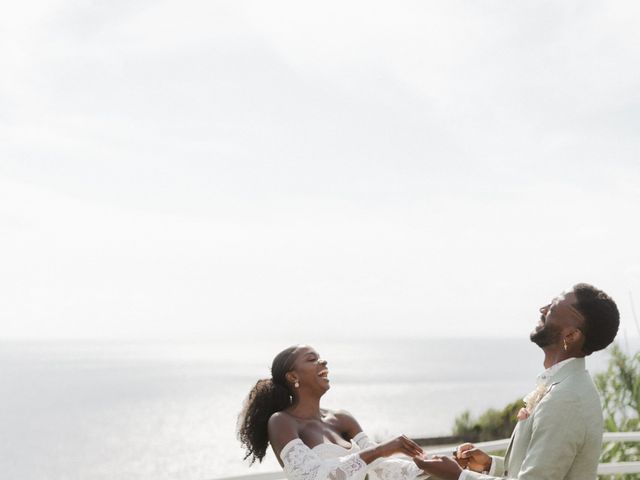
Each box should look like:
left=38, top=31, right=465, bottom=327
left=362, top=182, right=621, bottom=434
left=1, top=1, right=640, bottom=341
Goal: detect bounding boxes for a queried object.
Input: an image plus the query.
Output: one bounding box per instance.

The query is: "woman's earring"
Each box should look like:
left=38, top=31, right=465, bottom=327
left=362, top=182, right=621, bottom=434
left=294, top=381, right=300, bottom=388
left=563, top=339, right=568, bottom=351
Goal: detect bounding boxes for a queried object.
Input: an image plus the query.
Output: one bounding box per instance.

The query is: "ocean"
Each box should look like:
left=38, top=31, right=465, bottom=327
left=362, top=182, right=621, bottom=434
left=0, top=337, right=616, bottom=480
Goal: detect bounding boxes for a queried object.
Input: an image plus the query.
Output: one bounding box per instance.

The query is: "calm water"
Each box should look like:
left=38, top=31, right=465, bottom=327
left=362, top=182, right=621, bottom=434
left=0, top=337, right=616, bottom=480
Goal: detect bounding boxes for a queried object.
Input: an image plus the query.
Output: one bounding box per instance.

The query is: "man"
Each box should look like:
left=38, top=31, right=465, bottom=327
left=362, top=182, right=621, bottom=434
left=414, top=283, right=620, bottom=480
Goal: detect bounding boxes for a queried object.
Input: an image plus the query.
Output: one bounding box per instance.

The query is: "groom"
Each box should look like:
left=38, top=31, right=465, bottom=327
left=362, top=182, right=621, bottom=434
left=414, top=283, right=620, bottom=480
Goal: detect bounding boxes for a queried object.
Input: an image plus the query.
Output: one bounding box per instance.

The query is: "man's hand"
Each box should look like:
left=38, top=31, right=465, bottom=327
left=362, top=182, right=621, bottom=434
left=456, top=443, right=492, bottom=473
left=413, top=454, right=463, bottom=480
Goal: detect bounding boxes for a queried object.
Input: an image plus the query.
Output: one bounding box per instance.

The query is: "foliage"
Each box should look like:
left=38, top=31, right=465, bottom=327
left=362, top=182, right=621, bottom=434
left=594, top=344, right=640, bottom=480
left=452, top=398, right=523, bottom=442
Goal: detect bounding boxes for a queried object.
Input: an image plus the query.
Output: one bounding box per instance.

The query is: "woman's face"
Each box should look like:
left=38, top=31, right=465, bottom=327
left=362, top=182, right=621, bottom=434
left=288, top=345, right=330, bottom=393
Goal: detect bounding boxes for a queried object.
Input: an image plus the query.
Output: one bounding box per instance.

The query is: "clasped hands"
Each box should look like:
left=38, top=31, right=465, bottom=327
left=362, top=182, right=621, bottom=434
left=412, top=443, right=492, bottom=480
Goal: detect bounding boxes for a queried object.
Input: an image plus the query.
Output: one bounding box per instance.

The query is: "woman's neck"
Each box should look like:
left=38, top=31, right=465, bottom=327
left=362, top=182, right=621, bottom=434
left=288, top=394, right=322, bottom=420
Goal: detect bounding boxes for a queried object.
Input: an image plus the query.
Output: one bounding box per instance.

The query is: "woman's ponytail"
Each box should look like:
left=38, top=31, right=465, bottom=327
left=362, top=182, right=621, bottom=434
left=238, top=346, right=299, bottom=464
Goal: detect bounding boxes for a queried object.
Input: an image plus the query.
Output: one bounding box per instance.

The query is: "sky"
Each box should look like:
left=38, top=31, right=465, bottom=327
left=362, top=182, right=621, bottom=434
left=1, top=1, right=640, bottom=341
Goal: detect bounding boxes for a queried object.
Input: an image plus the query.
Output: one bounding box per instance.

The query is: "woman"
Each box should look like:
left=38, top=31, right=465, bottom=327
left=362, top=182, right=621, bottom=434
left=238, top=344, right=425, bottom=480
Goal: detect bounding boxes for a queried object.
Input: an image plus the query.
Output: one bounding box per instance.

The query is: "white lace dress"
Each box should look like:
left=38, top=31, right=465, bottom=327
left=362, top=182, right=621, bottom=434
left=280, top=432, right=424, bottom=480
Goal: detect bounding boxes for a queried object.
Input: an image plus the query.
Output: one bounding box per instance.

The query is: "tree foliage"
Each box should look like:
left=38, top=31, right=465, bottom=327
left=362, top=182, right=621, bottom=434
left=452, top=398, right=522, bottom=442
left=594, top=344, right=640, bottom=480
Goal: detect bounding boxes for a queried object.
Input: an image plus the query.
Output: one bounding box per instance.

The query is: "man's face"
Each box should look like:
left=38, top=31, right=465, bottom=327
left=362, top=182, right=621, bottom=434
left=530, top=291, right=581, bottom=348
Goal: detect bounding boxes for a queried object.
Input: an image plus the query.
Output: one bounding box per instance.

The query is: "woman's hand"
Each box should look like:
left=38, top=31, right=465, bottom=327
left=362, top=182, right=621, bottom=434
left=375, top=435, right=424, bottom=458
left=455, top=443, right=492, bottom=473
left=358, top=434, right=423, bottom=464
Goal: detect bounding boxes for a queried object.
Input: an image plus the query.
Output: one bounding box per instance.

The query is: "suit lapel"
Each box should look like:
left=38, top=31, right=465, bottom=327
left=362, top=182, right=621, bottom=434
left=503, top=423, right=519, bottom=467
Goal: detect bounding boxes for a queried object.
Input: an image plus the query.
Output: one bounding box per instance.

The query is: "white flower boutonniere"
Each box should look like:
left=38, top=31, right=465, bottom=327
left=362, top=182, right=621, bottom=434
left=518, top=383, right=550, bottom=421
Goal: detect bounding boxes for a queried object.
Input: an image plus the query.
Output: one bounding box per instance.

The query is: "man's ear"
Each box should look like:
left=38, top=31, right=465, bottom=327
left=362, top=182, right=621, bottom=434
left=565, top=328, right=585, bottom=351
left=571, top=328, right=585, bottom=345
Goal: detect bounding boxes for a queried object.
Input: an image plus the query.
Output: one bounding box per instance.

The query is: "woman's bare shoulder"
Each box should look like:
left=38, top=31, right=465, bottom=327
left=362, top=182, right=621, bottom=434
left=268, top=411, right=298, bottom=432
left=268, top=411, right=300, bottom=459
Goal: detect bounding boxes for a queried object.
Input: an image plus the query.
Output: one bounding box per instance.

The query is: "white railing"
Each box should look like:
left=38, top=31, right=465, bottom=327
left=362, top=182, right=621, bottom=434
left=423, top=432, right=640, bottom=474
left=218, top=432, right=640, bottom=480
left=597, top=432, right=640, bottom=475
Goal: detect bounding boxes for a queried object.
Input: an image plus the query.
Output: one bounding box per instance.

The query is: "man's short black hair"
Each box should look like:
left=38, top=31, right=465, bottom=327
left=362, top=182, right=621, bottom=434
left=572, top=283, right=620, bottom=355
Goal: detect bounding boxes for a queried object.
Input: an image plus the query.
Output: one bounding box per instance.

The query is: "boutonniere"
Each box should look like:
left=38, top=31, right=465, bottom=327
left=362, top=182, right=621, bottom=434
left=517, top=383, right=550, bottom=421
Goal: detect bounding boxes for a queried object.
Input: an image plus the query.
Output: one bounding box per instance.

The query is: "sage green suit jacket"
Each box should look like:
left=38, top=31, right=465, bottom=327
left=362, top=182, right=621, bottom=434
left=465, top=357, right=603, bottom=480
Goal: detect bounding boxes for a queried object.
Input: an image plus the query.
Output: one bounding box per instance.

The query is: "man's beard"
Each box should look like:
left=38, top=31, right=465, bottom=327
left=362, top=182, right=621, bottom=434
left=530, top=323, right=561, bottom=348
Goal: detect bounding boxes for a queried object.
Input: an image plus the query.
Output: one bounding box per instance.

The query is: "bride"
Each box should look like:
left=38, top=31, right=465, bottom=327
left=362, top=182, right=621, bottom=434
left=238, top=344, right=426, bottom=480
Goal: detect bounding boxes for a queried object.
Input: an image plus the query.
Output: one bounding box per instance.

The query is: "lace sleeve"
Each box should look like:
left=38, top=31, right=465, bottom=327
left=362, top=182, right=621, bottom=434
left=280, top=439, right=368, bottom=480
left=353, top=433, right=422, bottom=480
left=353, top=432, right=376, bottom=450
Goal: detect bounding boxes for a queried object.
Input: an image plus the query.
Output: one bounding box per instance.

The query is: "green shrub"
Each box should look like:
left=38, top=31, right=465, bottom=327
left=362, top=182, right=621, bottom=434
left=452, top=398, right=523, bottom=442
left=594, top=344, right=640, bottom=480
